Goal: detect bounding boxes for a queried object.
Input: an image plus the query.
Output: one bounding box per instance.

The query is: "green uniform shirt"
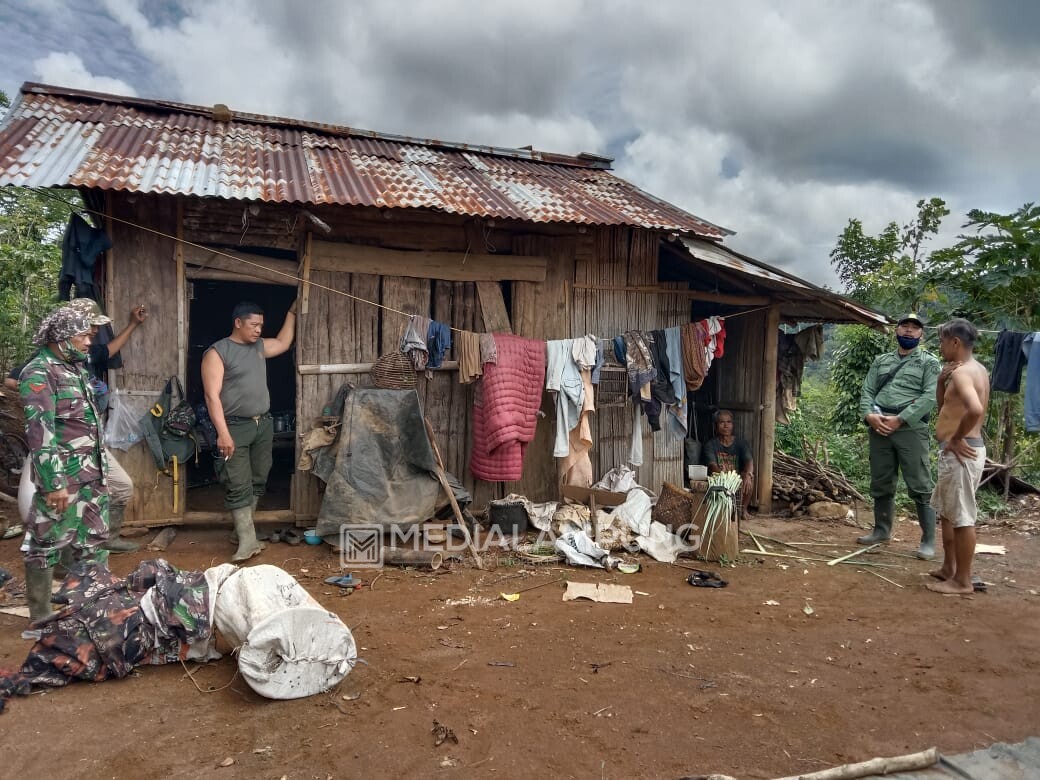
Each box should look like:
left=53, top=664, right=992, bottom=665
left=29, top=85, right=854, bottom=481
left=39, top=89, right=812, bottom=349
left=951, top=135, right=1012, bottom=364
left=859, top=348, right=940, bottom=430
left=20, top=346, right=105, bottom=493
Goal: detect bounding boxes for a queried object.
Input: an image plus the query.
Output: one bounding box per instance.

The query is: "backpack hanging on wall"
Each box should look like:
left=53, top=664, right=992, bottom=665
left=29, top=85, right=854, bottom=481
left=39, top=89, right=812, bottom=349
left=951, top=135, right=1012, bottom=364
left=140, top=376, right=198, bottom=471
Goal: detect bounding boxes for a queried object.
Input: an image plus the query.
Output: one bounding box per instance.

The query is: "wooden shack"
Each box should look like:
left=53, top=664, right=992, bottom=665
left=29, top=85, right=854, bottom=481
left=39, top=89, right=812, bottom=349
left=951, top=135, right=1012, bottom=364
left=0, top=83, right=885, bottom=528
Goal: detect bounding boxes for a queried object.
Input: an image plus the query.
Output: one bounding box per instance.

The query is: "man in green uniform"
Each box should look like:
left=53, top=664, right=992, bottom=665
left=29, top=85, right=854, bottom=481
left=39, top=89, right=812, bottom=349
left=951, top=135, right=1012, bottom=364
left=202, top=300, right=296, bottom=562
left=19, top=306, right=109, bottom=622
left=858, top=314, right=941, bottom=559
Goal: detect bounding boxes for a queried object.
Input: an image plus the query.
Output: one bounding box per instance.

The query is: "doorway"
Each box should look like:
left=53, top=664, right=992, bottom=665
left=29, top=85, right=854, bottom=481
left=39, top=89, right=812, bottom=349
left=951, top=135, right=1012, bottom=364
left=186, top=280, right=297, bottom=512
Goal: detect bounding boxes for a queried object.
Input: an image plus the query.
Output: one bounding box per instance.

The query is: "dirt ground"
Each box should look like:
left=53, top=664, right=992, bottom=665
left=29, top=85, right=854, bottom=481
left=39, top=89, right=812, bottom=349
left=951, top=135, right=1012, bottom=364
left=0, top=502, right=1038, bottom=780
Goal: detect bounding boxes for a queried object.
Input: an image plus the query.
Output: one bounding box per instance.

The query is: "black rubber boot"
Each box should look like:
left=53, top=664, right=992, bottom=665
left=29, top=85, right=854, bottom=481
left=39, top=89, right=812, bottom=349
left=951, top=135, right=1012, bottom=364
left=103, top=505, right=140, bottom=553
left=857, top=498, right=894, bottom=544
left=915, top=502, right=936, bottom=560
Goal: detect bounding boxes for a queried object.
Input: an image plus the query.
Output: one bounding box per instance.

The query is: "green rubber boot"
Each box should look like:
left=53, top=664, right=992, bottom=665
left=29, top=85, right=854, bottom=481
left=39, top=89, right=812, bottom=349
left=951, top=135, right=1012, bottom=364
left=915, top=502, right=936, bottom=560
left=103, top=504, right=140, bottom=553
left=231, top=505, right=265, bottom=562
left=857, top=498, right=894, bottom=545
left=25, top=564, right=55, bottom=624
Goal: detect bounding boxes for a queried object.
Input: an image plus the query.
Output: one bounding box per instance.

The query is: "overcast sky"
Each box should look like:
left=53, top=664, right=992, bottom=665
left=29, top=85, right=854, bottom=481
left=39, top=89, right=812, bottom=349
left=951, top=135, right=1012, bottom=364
left=2, top=0, right=1039, bottom=288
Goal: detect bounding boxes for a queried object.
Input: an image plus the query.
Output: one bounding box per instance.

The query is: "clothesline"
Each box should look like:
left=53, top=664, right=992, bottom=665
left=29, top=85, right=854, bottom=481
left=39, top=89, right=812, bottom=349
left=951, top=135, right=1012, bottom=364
left=33, top=188, right=773, bottom=342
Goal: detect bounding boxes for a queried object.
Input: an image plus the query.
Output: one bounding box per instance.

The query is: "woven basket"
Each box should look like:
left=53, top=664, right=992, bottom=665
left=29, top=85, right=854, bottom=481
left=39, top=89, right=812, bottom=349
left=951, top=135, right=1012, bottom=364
left=652, top=481, right=700, bottom=534
left=371, top=350, right=416, bottom=390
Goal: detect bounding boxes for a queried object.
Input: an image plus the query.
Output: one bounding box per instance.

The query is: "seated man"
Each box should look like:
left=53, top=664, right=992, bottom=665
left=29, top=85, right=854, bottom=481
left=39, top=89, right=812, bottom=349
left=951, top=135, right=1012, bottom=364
left=702, top=409, right=755, bottom=518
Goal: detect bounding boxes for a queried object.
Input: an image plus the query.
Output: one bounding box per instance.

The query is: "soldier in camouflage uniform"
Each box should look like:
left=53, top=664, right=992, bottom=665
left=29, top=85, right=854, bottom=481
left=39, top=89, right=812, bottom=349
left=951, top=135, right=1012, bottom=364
left=19, top=306, right=109, bottom=622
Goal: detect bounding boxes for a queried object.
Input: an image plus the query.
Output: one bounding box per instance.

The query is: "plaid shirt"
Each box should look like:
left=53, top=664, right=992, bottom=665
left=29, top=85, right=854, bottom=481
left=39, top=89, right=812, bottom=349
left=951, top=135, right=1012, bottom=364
left=20, top=346, right=105, bottom=493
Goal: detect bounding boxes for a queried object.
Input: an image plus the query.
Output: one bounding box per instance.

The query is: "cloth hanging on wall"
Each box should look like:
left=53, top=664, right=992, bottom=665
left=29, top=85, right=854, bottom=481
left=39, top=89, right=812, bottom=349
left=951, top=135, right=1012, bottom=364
left=560, top=366, right=596, bottom=487
left=59, top=213, right=111, bottom=301
left=648, top=330, right=678, bottom=407
left=470, top=334, right=546, bottom=481
left=680, top=321, right=708, bottom=391
left=775, top=324, right=825, bottom=424
left=662, top=325, right=688, bottom=440
left=426, top=320, right=451, bottom=369
left=457, top=331, right=483, bottom=384
left=401, top=315, right=430, bottom=371
left=546, top=339, right=585, bottom=458
left=479, top=333, right=498, bottom=366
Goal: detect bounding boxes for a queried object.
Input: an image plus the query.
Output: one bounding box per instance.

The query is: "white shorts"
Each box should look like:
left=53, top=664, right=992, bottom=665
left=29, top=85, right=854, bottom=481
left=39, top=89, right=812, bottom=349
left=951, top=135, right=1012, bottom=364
left=930, top=446, right=986, bottom=528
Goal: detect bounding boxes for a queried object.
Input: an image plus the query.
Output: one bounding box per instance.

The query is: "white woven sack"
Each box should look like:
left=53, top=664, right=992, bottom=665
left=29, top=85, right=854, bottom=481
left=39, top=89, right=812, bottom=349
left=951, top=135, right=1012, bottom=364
left=214, top=565, right=357, bottom=700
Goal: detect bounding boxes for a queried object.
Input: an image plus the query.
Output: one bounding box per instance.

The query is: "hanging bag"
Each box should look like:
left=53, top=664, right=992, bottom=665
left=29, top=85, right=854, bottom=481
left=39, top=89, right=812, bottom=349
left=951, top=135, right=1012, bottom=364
left=162, top=376, right=197, bottom=437
left=140, top=376, right=198, bottom=471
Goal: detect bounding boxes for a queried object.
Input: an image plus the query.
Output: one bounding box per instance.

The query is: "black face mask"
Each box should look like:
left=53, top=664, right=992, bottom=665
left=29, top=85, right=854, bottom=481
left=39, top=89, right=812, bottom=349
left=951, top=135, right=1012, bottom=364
left=896, top=335, right=920, bottom=350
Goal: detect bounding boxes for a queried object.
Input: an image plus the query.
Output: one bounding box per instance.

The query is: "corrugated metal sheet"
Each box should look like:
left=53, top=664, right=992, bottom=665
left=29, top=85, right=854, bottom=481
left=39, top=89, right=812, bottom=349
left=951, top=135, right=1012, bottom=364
left=0, top=83, right=729, bottom=237
left=680, top=237, right=889, bottom=326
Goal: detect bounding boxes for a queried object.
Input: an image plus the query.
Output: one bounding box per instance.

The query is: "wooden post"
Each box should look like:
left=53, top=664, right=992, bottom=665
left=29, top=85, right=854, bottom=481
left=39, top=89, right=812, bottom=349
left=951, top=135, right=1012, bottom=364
left=176, top=199, right=186, bottom=385
left=758, top=304, right=781, bottom=513
left=301, top=231, right=313, bottom=315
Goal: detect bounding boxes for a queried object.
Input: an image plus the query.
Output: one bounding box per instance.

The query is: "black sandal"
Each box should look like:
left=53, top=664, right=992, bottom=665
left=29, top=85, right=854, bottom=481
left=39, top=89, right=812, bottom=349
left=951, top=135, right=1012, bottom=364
left=686, top=569, right=728, bottom=588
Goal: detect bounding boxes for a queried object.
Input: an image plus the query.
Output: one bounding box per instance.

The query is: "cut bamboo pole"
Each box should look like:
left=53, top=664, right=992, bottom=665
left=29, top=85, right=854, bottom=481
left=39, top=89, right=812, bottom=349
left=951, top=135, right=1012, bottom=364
left=745, top=529, right=767, bottom=553
left=739, top=549, right=898, bottom=569
left=827, top=543, right=881, bottom=566
left=861, top=569, right=904, bottom=588
left=383, top=549, right=443, bottom=570
left=772, top=746, right=938, bottom=780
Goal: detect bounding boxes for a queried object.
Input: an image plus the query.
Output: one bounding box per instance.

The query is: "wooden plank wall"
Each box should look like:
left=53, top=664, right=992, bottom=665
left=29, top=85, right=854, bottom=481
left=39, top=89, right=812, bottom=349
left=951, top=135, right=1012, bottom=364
left=571, top=226, right=687, bottom=492
left=105, top=192, right=183, bottom=526
left=510, top=234, right=576, bottom=500
left=712, top=306, right=768, bottom=503
left=112, top=194, right=753, bottom=513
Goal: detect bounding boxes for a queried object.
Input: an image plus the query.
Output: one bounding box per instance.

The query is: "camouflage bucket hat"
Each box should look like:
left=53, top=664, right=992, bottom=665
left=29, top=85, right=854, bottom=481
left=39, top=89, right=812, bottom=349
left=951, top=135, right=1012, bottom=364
left=68, top=297, right=112, bottom=326
left=32, top=306, right=93, bottom=346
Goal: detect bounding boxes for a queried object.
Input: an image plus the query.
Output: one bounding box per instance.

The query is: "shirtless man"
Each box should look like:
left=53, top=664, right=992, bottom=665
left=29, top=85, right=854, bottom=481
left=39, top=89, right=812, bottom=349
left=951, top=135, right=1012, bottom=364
left=927, top=318, right=989, bottom=595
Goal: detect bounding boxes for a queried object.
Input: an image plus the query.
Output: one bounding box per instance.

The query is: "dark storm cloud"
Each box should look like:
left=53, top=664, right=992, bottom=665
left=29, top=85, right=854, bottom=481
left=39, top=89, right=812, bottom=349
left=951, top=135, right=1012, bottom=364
left=4, top=0, right=1039, bottom=287
left=924, top=0, right=1040, bottom=60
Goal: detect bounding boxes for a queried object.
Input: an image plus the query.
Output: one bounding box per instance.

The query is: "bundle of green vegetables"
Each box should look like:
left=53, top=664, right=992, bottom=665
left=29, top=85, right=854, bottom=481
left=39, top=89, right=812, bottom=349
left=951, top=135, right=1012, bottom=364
left=701, top=470, right=743, bottom=553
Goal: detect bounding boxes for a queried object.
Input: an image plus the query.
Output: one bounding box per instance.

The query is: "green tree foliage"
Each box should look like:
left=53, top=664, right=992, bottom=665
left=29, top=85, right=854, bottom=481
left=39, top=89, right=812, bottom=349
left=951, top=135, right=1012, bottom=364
left=827, top=325, right=891, bottom=434
left=830, top=197, right=949, bottom=314
left=926, top=203, right=1040, bottom=329
left=824, top=198, right=948, bottom=437
left=0, top=90, right=74, bottom=371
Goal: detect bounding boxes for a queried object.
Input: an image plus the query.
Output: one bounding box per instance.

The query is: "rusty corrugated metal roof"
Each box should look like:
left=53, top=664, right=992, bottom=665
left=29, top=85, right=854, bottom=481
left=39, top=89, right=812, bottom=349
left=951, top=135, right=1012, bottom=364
left=680, top=236, right=889, bottom=326
left=0, top=83, right=730, bottom=237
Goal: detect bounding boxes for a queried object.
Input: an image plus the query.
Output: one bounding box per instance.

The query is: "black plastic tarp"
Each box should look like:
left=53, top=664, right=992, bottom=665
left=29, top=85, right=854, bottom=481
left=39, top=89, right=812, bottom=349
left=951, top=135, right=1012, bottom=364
left=315, top=388, right=469, bottom=535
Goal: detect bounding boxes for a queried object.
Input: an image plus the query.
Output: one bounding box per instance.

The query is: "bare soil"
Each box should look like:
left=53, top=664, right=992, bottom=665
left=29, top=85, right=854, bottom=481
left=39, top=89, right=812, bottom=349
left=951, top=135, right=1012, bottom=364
left=0, top=503, right=1038, bottom=779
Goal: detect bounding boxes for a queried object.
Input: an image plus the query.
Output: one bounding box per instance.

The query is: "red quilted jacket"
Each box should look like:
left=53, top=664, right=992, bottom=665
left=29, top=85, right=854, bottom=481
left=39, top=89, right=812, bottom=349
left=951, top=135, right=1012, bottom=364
left=470, top=334, right=546, bottom=481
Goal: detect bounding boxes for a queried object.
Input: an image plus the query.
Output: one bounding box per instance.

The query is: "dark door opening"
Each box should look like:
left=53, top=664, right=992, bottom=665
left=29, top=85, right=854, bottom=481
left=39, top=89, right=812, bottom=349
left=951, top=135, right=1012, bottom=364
left=186, top=280, right=297, bottom=512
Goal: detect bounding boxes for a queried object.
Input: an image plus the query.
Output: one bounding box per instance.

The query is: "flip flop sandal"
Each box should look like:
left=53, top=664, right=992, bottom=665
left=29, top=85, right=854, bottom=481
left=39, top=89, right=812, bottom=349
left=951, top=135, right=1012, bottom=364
left=3, top=523, right=24, bottom=540
left=972, top=576, right=987, bottom=593
left=324, top=574, right=356, bottom=588
left=282, top=529, right=303, bottom=546
left=687, top=570, right=728, bottom=588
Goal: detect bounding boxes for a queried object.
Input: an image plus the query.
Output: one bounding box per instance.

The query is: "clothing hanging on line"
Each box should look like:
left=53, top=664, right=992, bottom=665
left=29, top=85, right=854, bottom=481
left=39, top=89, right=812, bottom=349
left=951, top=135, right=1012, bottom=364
left=992, top=330, right=1028, bottom=393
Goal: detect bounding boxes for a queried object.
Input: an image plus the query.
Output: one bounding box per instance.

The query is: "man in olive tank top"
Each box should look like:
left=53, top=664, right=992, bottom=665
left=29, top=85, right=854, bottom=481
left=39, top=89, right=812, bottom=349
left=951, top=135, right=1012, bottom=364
left=202, top=300, right=296, bottom=561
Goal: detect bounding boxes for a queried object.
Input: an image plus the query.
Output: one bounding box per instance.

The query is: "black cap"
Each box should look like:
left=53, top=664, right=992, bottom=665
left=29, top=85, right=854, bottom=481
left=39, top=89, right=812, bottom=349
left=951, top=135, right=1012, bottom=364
left=896, top=313, right=925, bottom=327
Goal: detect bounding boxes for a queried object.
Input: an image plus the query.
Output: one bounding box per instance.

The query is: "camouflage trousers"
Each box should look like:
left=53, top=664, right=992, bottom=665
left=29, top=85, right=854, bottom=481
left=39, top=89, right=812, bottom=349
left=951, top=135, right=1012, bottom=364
left=23, top=480, right=110, bottom=570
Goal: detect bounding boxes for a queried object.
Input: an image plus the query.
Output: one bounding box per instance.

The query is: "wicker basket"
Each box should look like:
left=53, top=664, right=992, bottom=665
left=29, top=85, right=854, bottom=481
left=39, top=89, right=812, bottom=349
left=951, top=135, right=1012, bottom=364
left=652, top=481, right=701, bottom=534
left=371, top=350, right=417, bottom=390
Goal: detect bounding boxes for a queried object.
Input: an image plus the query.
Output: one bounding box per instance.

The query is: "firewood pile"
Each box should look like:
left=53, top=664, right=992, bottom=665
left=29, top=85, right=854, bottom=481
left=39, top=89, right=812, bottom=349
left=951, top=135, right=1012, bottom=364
left=772, top=451, right=866, bottom=508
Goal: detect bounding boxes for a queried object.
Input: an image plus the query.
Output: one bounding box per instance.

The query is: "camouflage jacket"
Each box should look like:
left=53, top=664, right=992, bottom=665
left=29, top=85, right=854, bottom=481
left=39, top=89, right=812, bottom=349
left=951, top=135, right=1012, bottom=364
left=20, top=346, right=105, bottom=493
